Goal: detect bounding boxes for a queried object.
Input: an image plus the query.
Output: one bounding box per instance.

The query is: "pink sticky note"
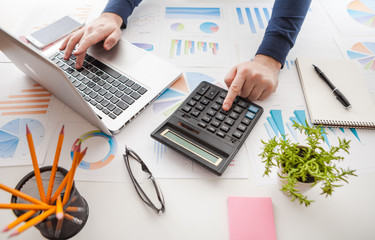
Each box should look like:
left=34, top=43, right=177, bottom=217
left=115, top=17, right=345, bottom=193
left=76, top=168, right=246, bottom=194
left=228, top=197, right=276, bottom=240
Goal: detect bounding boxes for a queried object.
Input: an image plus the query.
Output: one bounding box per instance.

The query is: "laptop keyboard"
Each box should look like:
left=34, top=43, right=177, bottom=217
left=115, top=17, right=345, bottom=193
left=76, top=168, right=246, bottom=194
left=49, top=51, right=148, bottom=120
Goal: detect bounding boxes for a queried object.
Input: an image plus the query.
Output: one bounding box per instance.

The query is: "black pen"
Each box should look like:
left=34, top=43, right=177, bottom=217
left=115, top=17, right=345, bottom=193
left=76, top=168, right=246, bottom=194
left=312, top=64, right=351, bottom=110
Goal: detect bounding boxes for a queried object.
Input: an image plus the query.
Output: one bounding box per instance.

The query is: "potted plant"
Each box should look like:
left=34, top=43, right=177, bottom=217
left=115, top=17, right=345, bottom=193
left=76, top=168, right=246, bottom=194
left=259, top=121, right=357, bottom=206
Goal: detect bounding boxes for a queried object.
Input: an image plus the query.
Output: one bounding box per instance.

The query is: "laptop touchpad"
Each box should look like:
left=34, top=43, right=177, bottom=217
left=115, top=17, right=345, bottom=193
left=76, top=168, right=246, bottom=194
left=88, top=39, right=147, bottom=72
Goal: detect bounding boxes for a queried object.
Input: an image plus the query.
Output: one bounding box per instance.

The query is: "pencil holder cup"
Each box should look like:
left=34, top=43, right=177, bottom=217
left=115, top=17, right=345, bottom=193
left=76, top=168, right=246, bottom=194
left=11, top=166, right=89, bottom=239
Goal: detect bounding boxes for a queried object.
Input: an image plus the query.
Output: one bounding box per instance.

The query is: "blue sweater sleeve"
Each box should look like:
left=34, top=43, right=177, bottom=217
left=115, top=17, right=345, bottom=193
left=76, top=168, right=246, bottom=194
left=256, top=0, right=311, bottom=66
left=103, top=0, right=143, bottom=28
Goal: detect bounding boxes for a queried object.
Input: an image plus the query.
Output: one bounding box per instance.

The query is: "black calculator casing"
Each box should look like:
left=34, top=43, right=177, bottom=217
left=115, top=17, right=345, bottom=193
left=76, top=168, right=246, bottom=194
left=151, top=81, right=263, bottom=176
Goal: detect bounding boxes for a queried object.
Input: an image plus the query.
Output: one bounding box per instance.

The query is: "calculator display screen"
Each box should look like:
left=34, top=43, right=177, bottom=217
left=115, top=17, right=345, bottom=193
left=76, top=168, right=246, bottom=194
left=161, top=129, right=222, bottom=166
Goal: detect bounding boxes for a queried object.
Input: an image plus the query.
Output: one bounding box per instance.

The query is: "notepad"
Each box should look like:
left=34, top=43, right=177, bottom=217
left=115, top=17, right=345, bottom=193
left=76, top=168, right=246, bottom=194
left=227, top=197, right=276, bottom=240
left=295, top=57, right=375, bottom=129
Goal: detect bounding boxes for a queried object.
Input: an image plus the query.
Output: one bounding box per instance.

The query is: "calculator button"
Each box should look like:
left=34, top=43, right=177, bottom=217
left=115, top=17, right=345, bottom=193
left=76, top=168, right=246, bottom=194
left=232, top=131, right=243, bottom=139
left=202, top=116, right=212, bottom=123
left=211, top=120, right=221, bottom=128
left=238, top=100, right=248, bottom=108
left=206, top=89, right=219, bottom=100
left=215, top=97, right=224, bottom=105
left=207, top=126, right=216, bottom=133
left=192, top=94, right=201, bottom=101
left=200, top=98, right=210, bottom=105
left=207, top=109, right=216, bottom=117
left=211, top=103, right=221, bottom=111
left=216, top=131, right=225, bottom=138
left=216, top=113, right=225, bottom=121
left=190, top=110, right=200, bottom=117
left=229, top=112, right=239, bottom=120
left=220, top=91, right=227, bottom=98
left=195, top=104, right=205, bottom=111
left=233, top=106, right=243, bottom=113
left=220, top=125, right=230, bottom=133
left=245, top=111, right=256, bottom=119
left=225, top=118, right=235, bottom=126
left=220, top=109, right=230, bottom=115
left=237, top=124, right=247, bottom=132
left=187, top=100, right=197, bottom=106
left=182, top=106, right=192, bottom=112
left=241, top=118, right=251, bottom=125
left=248, top=105, right=259, bottom=113
left=198, top=122, right=207, bottom=128
left=197, top=84, right=210, bottom=95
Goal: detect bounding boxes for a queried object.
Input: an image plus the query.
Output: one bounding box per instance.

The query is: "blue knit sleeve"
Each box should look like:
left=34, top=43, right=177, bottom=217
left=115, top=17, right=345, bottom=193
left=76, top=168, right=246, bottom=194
left=256, top=0, right=312, bottom=66
left=103, top=0, right=143, bottom=28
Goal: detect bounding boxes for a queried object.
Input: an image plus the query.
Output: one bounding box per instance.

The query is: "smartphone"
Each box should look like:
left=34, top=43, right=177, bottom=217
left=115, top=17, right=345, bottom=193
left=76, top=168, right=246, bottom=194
left=26, top=16, right=84, bottom=49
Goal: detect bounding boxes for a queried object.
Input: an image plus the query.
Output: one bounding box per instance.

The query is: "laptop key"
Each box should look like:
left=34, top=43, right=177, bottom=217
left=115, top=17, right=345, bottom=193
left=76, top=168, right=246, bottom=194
left=116, top=101, right=129, bottom=110
left=91, top=60, right=121, bottom=79
left=121, top=95, right=135, bottom=105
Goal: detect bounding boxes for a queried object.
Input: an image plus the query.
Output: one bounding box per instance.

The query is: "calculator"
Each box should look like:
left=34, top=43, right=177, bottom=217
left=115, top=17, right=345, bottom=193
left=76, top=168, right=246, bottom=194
left=151, top=81, right=263, bottom=176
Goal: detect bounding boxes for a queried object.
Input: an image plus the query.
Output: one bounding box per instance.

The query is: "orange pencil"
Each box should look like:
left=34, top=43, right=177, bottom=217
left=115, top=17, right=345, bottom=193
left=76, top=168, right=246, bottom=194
left=64, top=213, right=83, bottom=225
left=62, top=143, right=81, bottom=206
left=9, top=207, right=56, bottom=237
left=2, top=210, right=37, bottom=232
left=49, top=146, right=87, bottom=204
left=25, top=125, right=46, bottom=203
left=0, top=183, right=48, bottom=206
left=0, top=203, right=53, bottom=210
left=46, top=125, right=65, bottom=204
left=56, top=196, right=63, bottom=220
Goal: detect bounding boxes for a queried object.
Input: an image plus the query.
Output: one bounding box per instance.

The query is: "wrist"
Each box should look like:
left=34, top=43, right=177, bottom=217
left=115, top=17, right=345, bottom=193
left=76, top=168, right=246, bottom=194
left=254, top=54, right=282, bottom=71
left=100, top=12, right=124, bottom=28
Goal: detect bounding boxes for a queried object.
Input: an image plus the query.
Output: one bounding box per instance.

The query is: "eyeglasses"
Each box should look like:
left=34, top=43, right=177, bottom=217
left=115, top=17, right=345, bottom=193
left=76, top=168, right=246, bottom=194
left=123, top=146, right=165, bottom=213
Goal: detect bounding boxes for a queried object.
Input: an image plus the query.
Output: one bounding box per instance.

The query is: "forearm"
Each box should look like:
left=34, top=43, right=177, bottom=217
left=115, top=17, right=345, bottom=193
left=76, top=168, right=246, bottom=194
left=256, top=0, right=312, bottom=66
left=103, top=0, right=143, bottom=28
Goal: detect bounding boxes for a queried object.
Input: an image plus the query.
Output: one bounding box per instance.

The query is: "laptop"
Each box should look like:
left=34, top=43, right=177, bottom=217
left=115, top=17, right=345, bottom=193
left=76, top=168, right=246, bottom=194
left=0, top=27, right=182, bottom=135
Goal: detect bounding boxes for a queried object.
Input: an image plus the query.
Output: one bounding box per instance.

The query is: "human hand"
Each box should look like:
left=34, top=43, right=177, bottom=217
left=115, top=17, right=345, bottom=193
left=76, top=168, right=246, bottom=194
left=222, top=54, right=282, bottom=111
left=59, top=12, right=123, bottom=69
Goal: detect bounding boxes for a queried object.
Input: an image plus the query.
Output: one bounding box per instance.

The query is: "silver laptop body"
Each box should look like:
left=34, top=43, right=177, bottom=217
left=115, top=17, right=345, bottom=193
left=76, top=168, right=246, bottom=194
left=0, top=27, right=182, bottom=135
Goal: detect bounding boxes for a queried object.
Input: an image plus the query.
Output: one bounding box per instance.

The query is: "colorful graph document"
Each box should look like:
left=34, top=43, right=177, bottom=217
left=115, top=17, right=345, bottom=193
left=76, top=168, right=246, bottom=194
left=0, top=63, right=58, bottom=166
left=228, top=197, right=276, bottom=240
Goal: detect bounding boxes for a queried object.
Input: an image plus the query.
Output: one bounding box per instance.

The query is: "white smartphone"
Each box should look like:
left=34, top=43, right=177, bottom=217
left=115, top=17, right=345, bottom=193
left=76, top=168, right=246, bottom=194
left=25, top=16, right=84, bottom=49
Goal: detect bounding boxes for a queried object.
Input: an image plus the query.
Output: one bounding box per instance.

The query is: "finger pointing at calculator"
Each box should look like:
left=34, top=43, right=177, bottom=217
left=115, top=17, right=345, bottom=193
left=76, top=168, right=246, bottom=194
left=222, top=55, right=281, bottom=111
left=60, top=13, right=123, bottom=69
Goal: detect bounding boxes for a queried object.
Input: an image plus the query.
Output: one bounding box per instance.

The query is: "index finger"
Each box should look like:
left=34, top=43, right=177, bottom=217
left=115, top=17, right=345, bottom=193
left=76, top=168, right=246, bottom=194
left=223, top=74, right=246, bottom=111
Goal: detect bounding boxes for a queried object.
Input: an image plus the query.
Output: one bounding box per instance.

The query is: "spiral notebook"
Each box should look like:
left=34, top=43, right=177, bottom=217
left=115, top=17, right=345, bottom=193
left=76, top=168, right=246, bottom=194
left=296, top=57, right=375, bottom=129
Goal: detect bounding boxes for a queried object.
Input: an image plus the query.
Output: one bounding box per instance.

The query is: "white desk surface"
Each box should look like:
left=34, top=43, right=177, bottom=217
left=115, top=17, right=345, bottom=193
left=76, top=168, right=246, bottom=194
left=1, top=0, right=375, bottom=240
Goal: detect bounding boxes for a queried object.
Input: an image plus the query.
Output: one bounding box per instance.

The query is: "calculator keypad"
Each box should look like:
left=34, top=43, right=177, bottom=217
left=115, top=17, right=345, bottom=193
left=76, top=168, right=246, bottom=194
left=181, top=82, right=261, bottom=142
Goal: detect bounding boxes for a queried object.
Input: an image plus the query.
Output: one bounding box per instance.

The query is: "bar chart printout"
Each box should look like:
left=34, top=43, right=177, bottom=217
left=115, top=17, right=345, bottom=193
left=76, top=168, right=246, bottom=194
left=236, top=7, right=271, bottom=33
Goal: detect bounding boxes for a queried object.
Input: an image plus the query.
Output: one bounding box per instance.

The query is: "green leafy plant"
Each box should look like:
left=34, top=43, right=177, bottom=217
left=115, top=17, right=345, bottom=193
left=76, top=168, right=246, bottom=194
left=260, top=121, right=357, bottom=206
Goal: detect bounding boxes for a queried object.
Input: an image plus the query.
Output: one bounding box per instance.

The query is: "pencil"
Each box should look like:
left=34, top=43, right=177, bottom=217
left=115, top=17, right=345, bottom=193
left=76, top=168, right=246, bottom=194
left=56, top=195, right=63, bottom=220
left=0, top=203, right=53, bottom=210
left=62, top=142, right=81, bottom=206
left=2, top=210, right=36, bottom=232
left=0, top=183, right=48, bottom=206
left=46, top=125, right=65, bottom=204
left=9, top=207, right=56, bottom=237
left=64, top=213, right=83, bottom=225
left=54, top=217, right=64, bottom=239
left=49, top=146, right=87, bottom=204
left=25, top=125, right=46, bottom=203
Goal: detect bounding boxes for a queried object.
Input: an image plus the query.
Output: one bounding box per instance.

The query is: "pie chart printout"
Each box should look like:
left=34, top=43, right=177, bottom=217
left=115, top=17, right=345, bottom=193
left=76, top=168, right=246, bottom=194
left=347, top=0, right=375, bottom=28
left=200, top=22, right=219, bottom=33
left=347, top=41, right=375, bottom=71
